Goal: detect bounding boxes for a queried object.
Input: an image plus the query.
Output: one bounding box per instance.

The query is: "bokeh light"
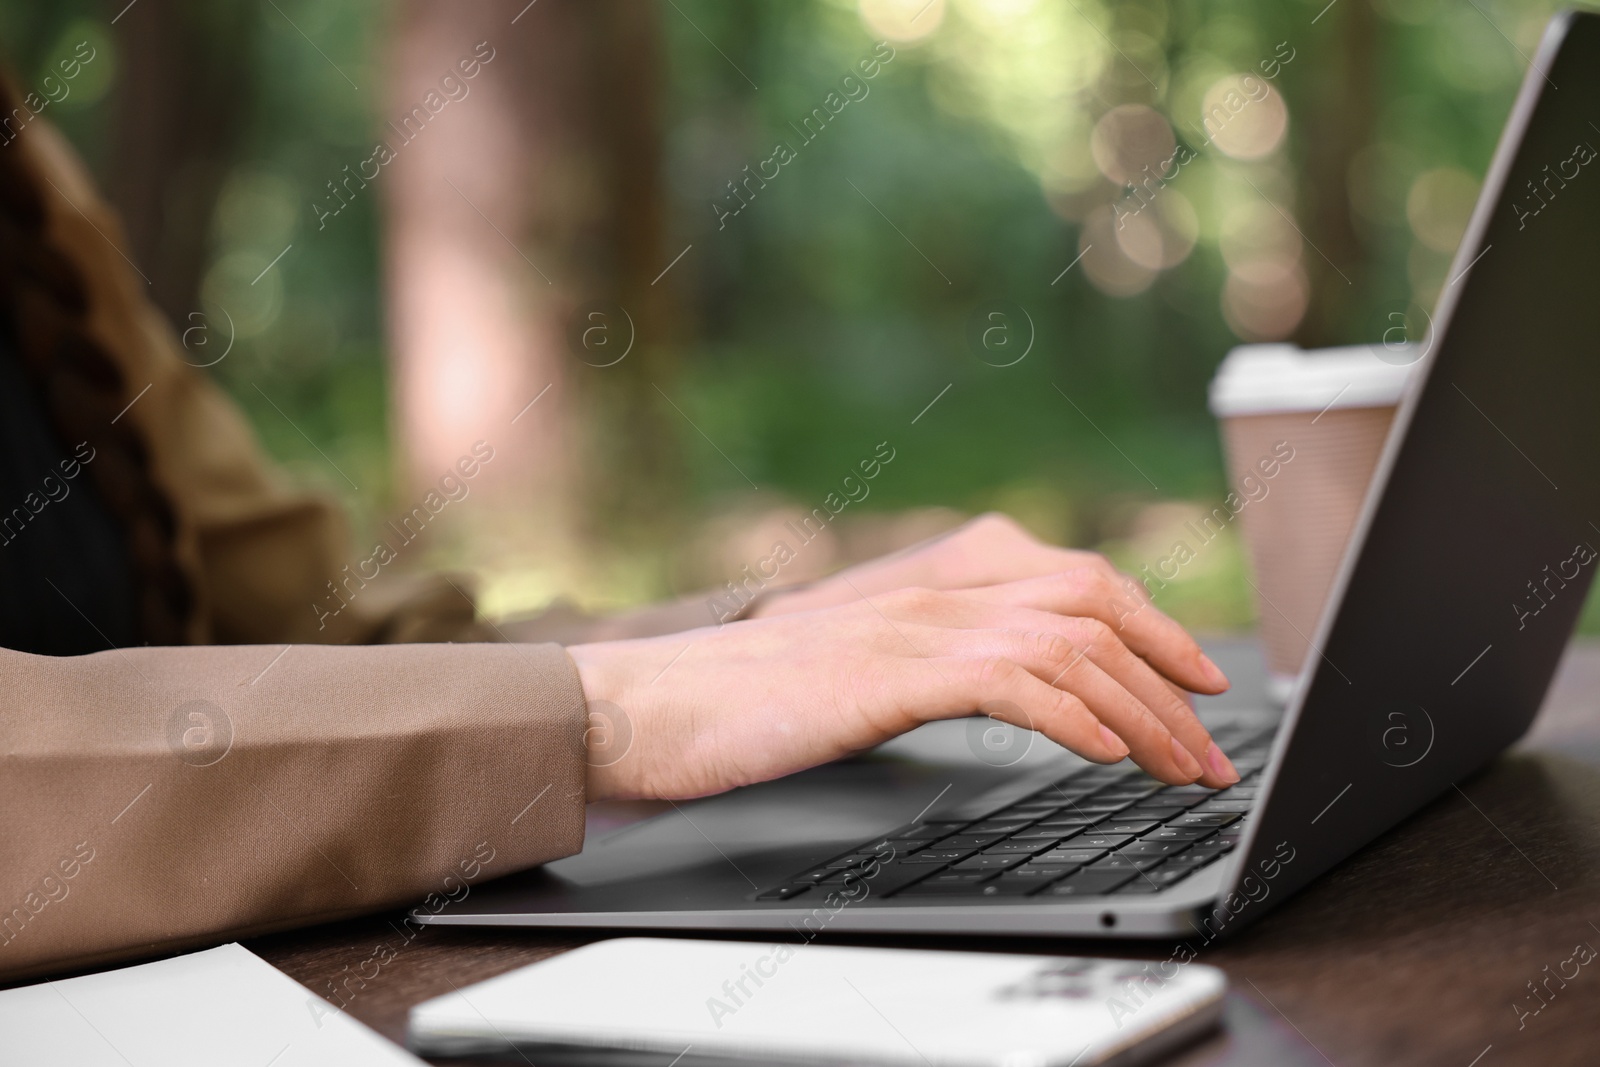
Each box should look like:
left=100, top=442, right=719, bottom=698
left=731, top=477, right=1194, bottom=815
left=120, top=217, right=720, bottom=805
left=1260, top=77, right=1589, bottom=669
left=1200, top=73, right=1288, bottom=160
left=1219, top=197, right=1302, bottom=271
left=1081, top=204, right=1158, bottom=297
left=202, top=251, right=284, bottom=340
left=1222, top=258, right=1308, bottom=340
left=859, top=0, right=946, bottom=43
left=1091, top=104, right=1176, bottom=186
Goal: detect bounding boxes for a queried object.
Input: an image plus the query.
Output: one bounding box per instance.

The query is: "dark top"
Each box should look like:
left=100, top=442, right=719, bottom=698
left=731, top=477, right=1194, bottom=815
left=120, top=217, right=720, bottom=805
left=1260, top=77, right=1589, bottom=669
left=0, top=323, right=137, bottom=655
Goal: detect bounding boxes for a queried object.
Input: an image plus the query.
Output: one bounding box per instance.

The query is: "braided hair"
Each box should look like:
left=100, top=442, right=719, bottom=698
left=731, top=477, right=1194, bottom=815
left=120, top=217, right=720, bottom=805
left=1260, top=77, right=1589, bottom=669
left=0, top=69, right=193, bottom=646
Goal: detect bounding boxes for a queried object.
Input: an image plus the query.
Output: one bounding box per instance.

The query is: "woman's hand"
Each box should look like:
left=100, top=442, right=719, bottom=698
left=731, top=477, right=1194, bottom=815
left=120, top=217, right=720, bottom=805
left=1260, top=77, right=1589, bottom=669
left=569, top=571, right=1235, bottom=804
left=751, top=512, right=1149, bottom=619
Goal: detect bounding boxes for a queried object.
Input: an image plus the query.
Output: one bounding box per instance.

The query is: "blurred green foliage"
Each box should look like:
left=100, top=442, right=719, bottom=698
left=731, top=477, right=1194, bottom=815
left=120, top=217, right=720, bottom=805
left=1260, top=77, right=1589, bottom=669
left=5, top=0, right=1599, bottom=632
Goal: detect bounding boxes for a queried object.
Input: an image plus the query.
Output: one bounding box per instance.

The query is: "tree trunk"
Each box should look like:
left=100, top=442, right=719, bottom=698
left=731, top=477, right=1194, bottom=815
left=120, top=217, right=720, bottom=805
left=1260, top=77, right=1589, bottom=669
left=109, top=0, right=258, bottom=328
left=382, top=0, right=677, bottom=571
left=1291, top=0, right=1379, bottom=349
left=575, top=1, right=686, bottom=549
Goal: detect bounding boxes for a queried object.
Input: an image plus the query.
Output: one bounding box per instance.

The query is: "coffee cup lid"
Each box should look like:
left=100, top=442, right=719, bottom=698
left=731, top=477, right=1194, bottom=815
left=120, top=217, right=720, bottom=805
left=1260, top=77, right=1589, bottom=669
left=1207, top=343, right=1421, bottom=417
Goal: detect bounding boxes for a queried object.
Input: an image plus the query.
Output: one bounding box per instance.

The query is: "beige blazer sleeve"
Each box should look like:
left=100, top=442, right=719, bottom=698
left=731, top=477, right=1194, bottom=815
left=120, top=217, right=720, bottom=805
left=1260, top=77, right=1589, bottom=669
left=0, top=124, right=596, bottom=981
left=0, top=640, right=587, bottom=983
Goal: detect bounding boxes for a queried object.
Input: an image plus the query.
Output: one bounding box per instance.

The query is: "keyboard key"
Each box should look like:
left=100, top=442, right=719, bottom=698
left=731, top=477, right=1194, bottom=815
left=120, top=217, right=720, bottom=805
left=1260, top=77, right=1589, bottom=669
left=1146, top=827, right=1214, bottom=842
left=965, top=821, right=1032, bottom=835
left=951, top=855, right=1027, bottom=871
left=1157, top=785, right=1217, bottom=798
left=1047, top=869, right=1138, bottom=897
left=939, top=834, right=1008, bottom=849
left=884, top=839, right=947, bottom=855
left=992, top=812, right=1055, bottom=825
left=1119, top=839, right=1193, bottom=859
left=1021, top=828, right=1090, bottom=843
left=893, top=884, right=991, bottom=897
left=1029, top=848, right=1108, bottom=865
left=997, top=865, right=1068, bottom=883
left=1172, top=812, right=1240, bottom=828
left=1123, top=805, right=1188, bottom=822
left=1019, top=860, right=1086, bottom=879
left=983, top=841, right=1056, bottom=856
left=1191, top=800, right=1252, bottom=813
left=1070, top=834, right=1137, bottom=851
left=1093, top=784, right=1164, bottom=801
left=1187, top=837, right=1238, bottom=855
left=755, top=885, right=811, bottom=900
left=1011, top=828, right=1080, bottom=841
left=1163, top=850, right=1223, bottom=869
left=1146, top=864, right=1200, bottom=885
left=1069, top=778, right=1125, bottom=790
left=1087, top=852, right=1166, bottom=872
left=1110, top=878, right=1163, bottom=894
left=1070, top=800, right=1134, bottom=814
left=854, top=863, right=950, bottom=896
left=895, top=875, right=997, bottom=896
left=1141, top=796, right=1209, bottom=813
left=1094, top=819, right=1163, bottom=835
left=900, top=849, right=976, bottom=864
left=923, top=871, right=993, bottom=884
left=1029, top=813, right=1101, bottom=827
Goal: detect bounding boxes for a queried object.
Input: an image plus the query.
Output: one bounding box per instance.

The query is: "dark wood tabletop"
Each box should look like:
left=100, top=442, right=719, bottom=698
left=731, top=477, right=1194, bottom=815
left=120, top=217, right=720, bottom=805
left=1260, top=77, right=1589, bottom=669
left=248, top=638, right=1600, bottom=1067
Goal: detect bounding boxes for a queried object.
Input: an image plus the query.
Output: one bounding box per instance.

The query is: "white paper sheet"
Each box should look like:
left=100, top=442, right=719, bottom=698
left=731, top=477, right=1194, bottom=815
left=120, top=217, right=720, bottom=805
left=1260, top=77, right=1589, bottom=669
left=0, top=943, right=422, bottom=1067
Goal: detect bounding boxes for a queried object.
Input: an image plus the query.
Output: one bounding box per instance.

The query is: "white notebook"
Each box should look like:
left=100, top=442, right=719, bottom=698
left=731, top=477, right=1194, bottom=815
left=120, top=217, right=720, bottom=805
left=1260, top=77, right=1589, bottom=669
left=0, top=943, right=421, bottom=1067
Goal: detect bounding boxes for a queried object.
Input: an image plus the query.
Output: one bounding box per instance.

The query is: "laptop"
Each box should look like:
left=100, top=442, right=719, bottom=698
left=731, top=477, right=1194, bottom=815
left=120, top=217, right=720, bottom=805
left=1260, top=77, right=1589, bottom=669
left=423, top=10, right=1600, bottom=942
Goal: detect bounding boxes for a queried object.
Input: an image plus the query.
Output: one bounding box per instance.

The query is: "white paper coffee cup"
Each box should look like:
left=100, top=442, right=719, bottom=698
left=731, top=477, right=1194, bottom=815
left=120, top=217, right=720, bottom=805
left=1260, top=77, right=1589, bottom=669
left=1209, top=344, right=1419, bottom=703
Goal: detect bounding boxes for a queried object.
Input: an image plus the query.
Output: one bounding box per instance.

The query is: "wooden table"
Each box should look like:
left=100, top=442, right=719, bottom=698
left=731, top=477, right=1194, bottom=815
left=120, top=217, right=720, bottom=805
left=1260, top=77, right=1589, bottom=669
left=249, top=639, right=1600, bottom=1066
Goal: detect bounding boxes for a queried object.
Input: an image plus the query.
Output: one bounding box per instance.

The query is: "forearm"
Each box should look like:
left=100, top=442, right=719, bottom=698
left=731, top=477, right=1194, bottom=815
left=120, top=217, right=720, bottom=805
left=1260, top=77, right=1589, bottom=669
left=0, top=640, right=587, bottom=982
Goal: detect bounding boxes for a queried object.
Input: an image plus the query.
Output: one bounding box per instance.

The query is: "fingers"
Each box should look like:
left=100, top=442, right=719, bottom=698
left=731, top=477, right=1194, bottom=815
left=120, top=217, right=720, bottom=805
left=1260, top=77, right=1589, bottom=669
left=1017, top=633, right=1213, bottom=786
left=889, top=624, right=1221, bottom=786
left=873, top=593, right=1237, bottom=786
left=1074, top=632, right=1239, bottom=788
left=888, top=652, right=1132, bottom=765
left=1003, top=612, right=1236, bottom=787
left=956, top=569, right=1230, bottom=696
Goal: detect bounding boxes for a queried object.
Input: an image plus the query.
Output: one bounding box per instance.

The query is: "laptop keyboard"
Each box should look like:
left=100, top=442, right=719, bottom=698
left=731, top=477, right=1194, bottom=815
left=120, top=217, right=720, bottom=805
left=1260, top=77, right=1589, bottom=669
left=755, top=723, right=1274, bottom=903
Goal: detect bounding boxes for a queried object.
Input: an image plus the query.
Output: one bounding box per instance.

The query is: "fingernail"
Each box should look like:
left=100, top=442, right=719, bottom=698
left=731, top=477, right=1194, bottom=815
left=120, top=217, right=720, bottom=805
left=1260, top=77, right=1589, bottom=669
left=1170, top=736, right=1204, bottom=780
left=1099, top=725, right=1130, bottom=759
left=1205, top=742, right=1241, bottom=785
left=1199, top=653, right=1230, bottom=689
